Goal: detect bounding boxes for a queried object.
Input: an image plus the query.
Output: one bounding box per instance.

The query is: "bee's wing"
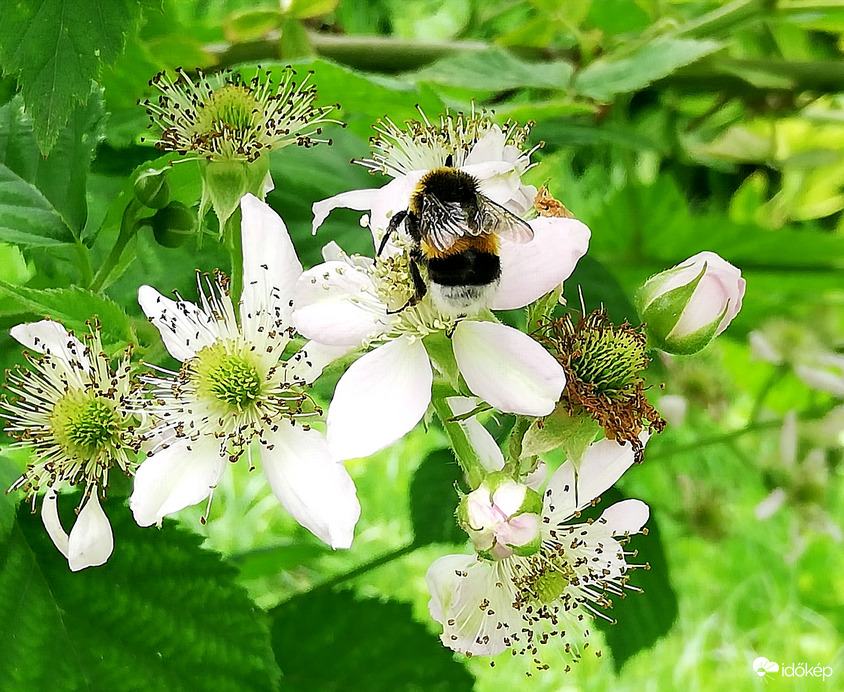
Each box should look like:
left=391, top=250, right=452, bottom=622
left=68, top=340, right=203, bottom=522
left=477, top=196, right=534, bottom=243
left=421, top=195, right=473, bottom=253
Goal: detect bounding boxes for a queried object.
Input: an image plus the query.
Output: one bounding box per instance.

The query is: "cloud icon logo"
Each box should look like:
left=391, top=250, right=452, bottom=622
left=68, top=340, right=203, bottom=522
left=753, top=657, right=780, bottom=677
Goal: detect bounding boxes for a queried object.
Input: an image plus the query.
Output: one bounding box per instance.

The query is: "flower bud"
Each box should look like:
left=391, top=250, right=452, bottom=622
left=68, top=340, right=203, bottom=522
left=457, top=472, right=542, bottom=560
left=133, top=167, right=171, bottom=209
left=637, top=251, right=745, bottom=355
left=151, top=202, right=195, bottom=248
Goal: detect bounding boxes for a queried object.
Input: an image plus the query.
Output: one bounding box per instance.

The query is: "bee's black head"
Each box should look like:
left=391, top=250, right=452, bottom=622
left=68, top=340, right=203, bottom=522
left=419, top=167, right=479, bottom=203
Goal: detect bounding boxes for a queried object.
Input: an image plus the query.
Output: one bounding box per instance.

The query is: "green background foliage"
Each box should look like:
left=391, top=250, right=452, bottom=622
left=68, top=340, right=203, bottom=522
left=1, top=0, right=842, bottom=690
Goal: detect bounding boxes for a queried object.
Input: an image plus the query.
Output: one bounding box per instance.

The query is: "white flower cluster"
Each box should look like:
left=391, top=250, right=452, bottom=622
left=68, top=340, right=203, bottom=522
left=1, top=105, right=746, bottom=669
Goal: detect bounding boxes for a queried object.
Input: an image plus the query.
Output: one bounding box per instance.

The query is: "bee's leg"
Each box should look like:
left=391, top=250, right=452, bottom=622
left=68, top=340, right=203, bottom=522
left=445, top=317, right=463, bottom=339
left=409, top=258, right=427, bottom=304
left=378, top=210, right=408, bottom=256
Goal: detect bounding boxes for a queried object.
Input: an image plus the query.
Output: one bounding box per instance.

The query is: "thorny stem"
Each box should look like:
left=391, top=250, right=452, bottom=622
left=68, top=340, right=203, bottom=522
left=431, top=383, right=488, bottom=490
left=305, top=542, right=418, bottom=591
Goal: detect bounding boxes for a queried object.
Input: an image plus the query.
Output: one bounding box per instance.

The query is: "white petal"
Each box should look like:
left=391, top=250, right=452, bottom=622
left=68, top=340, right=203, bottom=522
left=285, top=340, right=354, bottom=384
left=240, top=194, right=302, bottom=329
left=463, top=126, right=506, bottom=166
left=523, top=460, right=547, bottom=491
left=600, top=498, right=650, bottom=536
left=543, top=461, right=577, bottom=527
left=366, top=175, right=423, bottom=250
left=293, top=261, right=388, bottom=347
left=138, top=285, right=220, bottom=362
left=452, top=321, right=565, bottom=416
left=493, top=216, right=591, bottom=310
left=327, top=337, right=432, bottom=460
left=11, top=320, right=89, bottom=370
left=755, top=488, right=786, bottom=520
left=779, top=410, right=798, bottom=468
left=445, top=396, right=504, bottom=471
left=40, top=489, right=69, bottom=558
left=426, top=554, right=516, bottom=656
left=312, top=187, right=382, bottom=234
left=492, top=480, right=527, bottom=517
left=497, top=513, right=541, bottom=550
left=129, top=435, right=227, bottom=526
left=795, top=358, right=844, bottom=397
left=261, top=425, right=360, bottom=549
left=576, top=436, right=645, bottom=508
left=67, top=494, right=114, bottom=571
left=748, top=330, right=782, bottom=363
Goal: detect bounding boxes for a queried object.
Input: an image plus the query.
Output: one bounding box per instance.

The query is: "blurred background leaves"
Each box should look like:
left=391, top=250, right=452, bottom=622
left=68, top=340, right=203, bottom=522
left=0, top=0, right=842, bottom=689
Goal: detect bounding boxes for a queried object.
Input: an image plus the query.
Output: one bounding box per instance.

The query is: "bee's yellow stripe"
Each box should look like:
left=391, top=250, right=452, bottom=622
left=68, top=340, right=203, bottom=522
left=420, top=234, right=499, bottom=259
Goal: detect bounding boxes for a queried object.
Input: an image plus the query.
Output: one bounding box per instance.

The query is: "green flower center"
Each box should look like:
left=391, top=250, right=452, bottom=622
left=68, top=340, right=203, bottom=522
left=572, top=326, right=648, bottom=398
left=52, top=392, right=121, bottom=459
left=197, top=85, right=259, bottom=135
left=531, top=566, right=572, bottom=604
left=194, top=343, right=263, bottom=410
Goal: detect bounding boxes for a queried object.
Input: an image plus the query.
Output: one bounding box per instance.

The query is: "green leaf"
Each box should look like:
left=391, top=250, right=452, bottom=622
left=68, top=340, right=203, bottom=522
left=593, top=491, right=678, bottom=670
left=287, top=0, right=341, bottom=20
left=0, top=0, right=142, bottom=153
left=522, top=407, right=601, bottom=462
left=270, top=589, right=474, bottom=691
left=0, top=282, right=135, bottom=345
left=254, top=59, right=444, bottom=139
left=0, top=500, right=281, bottom=691
left=0, top=165, right=74, bottom=247
left=0, top=93, right=105, bottom=235
left=409, top=449, right=468, bottom=546
left=409, top=47, right=574, bottom=91
left=0, top=459, right=19, bottom=543
left=573, top=37, right=723, bottom=100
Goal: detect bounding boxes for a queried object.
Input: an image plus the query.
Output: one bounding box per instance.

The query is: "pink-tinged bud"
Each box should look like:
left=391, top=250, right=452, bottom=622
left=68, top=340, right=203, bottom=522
left=457, top=473, right=542, bottom=560
left=637, top=251, right=745, bottom=355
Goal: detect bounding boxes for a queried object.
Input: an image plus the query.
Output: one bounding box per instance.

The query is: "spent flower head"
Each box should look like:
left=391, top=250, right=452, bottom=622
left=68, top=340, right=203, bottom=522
left=2, top=320, right=140, bottom=570
left=539, top=309, right=665, bottom=460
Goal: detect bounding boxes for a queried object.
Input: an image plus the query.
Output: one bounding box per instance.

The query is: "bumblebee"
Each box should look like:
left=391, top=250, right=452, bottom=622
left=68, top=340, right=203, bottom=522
left=379, top=159, right=534, bottom=316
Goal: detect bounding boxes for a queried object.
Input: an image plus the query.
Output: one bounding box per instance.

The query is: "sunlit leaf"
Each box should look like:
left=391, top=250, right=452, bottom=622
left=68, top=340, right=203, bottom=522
left=0, top=282, right=135, bottom=345
left=0, top=0, right=142, bottom=153
left=573, top=37, right=723, bottom=100
left=410, top=47, right=574, bottom=91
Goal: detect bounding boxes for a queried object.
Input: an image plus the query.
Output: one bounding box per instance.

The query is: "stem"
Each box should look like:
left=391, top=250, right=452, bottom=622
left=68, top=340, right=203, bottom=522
left=74, top=239, right=94, bottom=287
left=646, top=404, right=835, bottom=462
left=89, top=199, right=145, bottom=293
left=749, top=364, right=788, bottom=423
left=677, top=0, right=775, bottom=39
left=431, top=384, right=488, bottom=489
left=309, top=542, right=418, bottom=591
left=507, top=415, right=531, bottom=467
left=223, top=207, right=244, bottom=306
